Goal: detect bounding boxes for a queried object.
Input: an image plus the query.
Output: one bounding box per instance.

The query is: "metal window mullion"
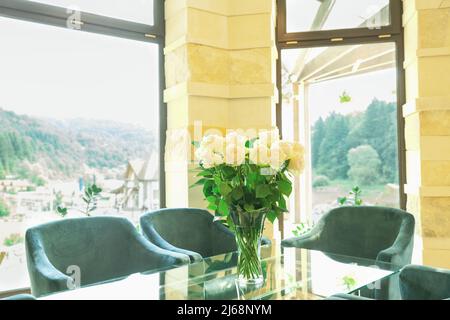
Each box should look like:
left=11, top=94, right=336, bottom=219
left=0, top=0, right=164, bottom=41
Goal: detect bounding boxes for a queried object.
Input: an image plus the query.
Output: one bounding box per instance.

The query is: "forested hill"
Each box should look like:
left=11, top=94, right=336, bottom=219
left=0, top=108, right=155, bottom=180
left=312, top=99, right=399, bottom=186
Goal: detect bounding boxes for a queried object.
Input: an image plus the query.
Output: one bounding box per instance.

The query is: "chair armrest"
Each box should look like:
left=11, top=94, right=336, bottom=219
left=130, top=229, right=192, bottom=266
left=376, top=218, right=415, bottom=267
left=281, top=227, right=322, bottom=249
left=139, top=221, right=201, bottom=263
left=26, top=231, right=72, bottom=297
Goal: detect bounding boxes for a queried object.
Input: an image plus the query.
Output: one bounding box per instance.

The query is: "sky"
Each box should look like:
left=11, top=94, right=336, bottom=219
left=0, top=15, right=159, bottom=132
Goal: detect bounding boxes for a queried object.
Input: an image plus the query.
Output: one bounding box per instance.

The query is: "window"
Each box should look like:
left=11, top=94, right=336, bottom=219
left=286, top=0, right=390, bottom=33
left=0, top=1, right=164, bottom=293
left=277, top=0, right=405, bottom=237
left=29, top=0, right=155, bottom=25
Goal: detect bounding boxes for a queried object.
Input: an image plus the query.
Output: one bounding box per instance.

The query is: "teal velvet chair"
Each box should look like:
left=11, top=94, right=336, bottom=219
left=25, top=216, right=190, bottom=297
left=282, top=206, right=415, bottom=266
left=282, top=206, right=414, bottom=300
left=399, top=265, right=450, bottom=300
left=1, top=294, right=36, bottom=300
left=140, top=208, right=271, bottom=263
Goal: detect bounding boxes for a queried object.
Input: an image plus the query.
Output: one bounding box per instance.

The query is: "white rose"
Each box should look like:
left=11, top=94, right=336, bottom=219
left=287, top=142, right=305, bottom=175
left=225, top=143, right=246, bottom=166
left=195, top=135, right=226, bottom=168
left=200, top=135, right=225, bottom=153
left=258, top=129, right=280, bottom=148
left=270, top=141, right=292, bottom=170
left=249, top=140, right=271, bottom=166
left=225, top=132, right=247, bottom=146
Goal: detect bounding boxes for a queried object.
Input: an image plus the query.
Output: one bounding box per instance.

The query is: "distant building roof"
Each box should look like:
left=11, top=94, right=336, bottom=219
left=125, top=154, right=159, bottom=182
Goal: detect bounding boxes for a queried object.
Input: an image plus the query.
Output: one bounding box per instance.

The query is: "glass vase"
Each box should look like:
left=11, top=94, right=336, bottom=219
left=230, top=207, right=268, bottom=287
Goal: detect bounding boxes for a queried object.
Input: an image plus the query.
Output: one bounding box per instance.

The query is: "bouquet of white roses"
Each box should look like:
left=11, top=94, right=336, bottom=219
left=193, top=130, right=305, bottom=227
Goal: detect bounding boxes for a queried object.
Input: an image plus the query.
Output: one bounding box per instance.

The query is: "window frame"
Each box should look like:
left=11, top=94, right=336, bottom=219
left=278, top=0, right=402, bottom=42
left=0, top=0, right=167, bottom=208
left=276, top=0, right=407, bottom=214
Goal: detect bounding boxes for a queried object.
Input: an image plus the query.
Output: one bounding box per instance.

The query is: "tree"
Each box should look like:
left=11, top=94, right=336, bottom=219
left=0, top=162, right=5, bottom=179
left=317, top=113, right=350, bottom=180
left=347, top=145, right=382, bottom=186
left=358, top=99, right=398, bottom=183
left=0, top=198, right=10, bottom=218
left=311, top=117, right=326, bottom=168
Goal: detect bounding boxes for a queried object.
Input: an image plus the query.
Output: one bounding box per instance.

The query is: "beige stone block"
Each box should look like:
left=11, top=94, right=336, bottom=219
left=188, top=96, right=229, bottom=127
left=422, top=161, right=450, bottom=186
left=166, top=8, right=187, bottom=45
left=419, top=8, right=450, bottom=49
left=165, top=170, right=189, bottom=207
left=228, top=14, right=273, bottom=49
left=405, top=60, right=419, bottom=102
left=229, top=0, right=273, bottom=16
left=187, top=44, right=230, bottom=85
left=421, top=136, right=450, bottom=160
left=165, top=45, right=189, bottom=87
left=187, top=8, right=228, bottom=49
left=406, top=150, right=422, bottom=187
left=419, top=56, right=450, bottom=97
left=404, top=113, right=421, bottom=150
left=403, top=11, right=418, bottom=64
left=406, top=194, right=422, bottom=235
left=422, top=248, right=450, bottom=269
left=229, top=48, right=273, bottom=85
left=165, top=0, right=273, bottom=18
left=229, top=98, right=274, bottom=129
left=420, top=110, right=450, bottom=135
left=167, top=96, right=189, bottom=128
left=420, top=197, right=450, bottom=238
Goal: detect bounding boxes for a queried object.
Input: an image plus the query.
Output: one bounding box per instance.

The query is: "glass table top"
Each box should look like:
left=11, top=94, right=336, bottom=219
left=42, top=245, right=402, bottom=300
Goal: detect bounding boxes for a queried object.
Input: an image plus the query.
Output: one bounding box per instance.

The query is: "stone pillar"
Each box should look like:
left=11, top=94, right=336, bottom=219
left=403, top=0, right=450, bottom=268
left=164, top=0, right=278, bottom=236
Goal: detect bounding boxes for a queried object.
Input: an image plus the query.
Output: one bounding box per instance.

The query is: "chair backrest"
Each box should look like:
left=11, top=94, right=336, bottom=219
left=319, top=206, right=414, bottom=260
left=400, top=265, right=450, bottom=300
left=26, top=216, right=156, bottom=288
left=141, top=208, right=216, bottom=257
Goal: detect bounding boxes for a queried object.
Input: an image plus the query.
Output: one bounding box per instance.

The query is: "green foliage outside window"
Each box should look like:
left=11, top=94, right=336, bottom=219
left=0, top=198, right=10, bottom=217
left=311, top=99, right=399, bottom=186
left=338, top=186, right=363, bottom=206
left=3, top=233, right=24, bottom=247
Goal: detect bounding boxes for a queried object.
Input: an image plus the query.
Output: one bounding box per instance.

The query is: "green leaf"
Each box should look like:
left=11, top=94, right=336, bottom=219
left=218, top=199, right=230, bottom=216
left=256, top=184, right=271, bottom=199
left=267, top=210, right=278, bottom=223
left=277, top=180, right=292, bottom=196
left=197, top=170, right=213, bottom=178
left=57, top=206, right=68, bottom=216
left=207, top=203, right=218, bottom=211
left=222, top=166, right=235, bottom=179
left=231, top=187, right=244, bottom=201
left=245, top=138, right=257, bottom=148
left=206, top=196, right=217, bottom=203
left=218, top=183, right=232, bottom=196
left=92, top=184, right=102, bottom=194
left=190, top=178, right=209, bottom=189
left=203, top=180, right=215, bottom=197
